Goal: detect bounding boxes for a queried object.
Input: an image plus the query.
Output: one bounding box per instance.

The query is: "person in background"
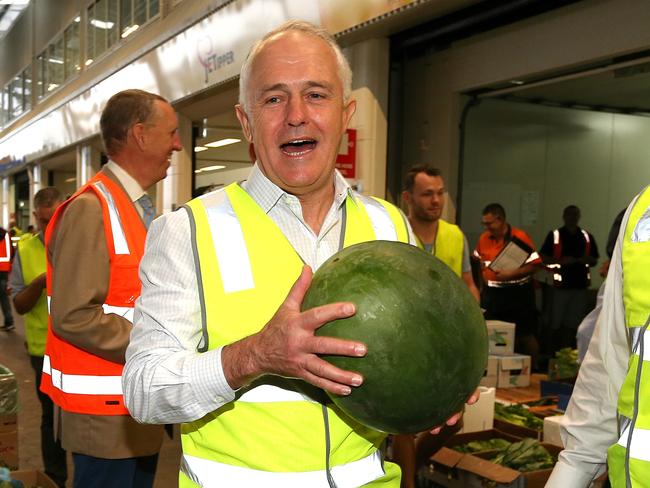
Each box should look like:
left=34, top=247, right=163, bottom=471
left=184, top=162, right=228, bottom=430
left=123, top=21, right=475, bottom=487
left=474, top=203, right=541, bottom=365
left=547, top=186, right=650, bottom=487
left=401, top=165, right=479, bottom=302
left=0, top=226, right=14, bottom=331
left=540, top=205, right=599, bottom=351
left=10, top=187, right=67, bottom=487
left=40, top=89, right=181, bottom=488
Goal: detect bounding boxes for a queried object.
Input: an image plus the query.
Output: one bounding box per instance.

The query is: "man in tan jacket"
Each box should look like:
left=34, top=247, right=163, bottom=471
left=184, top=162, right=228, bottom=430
left=43, top=89, right=182, bottom=488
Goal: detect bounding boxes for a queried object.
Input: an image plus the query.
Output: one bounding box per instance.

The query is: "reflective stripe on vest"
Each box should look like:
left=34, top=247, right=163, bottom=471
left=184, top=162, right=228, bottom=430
left=42, top=355, right=122, bottom=395
left=93, top=180, right=130, bottom=255
left=616, top=424, right=650, bottom=463
left=47, top=296, right=133, bottom=323
left=182, top=450, right=384, bottom=488
left=180, top=183, right=404, bottom=487
left=551, top=228, right=591, bottom=284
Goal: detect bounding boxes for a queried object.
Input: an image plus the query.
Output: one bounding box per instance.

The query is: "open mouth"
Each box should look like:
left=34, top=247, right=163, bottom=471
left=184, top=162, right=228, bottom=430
left=280, top=139, right=317, bottom=155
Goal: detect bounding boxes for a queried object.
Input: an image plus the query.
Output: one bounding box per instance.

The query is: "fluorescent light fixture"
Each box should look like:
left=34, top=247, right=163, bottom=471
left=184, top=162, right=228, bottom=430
left=204, top=138, right=241, bottom=148
left=90, top=19, right=115, bottom=30
left=48, top=57, right=64, bottom=64
left=85, top=58, right=94, bottom=66
left=47, top=83, right=59, bottom=91
left=194, top=165, right=226, bottom=173
left=0, top=1, right=30, bottom=4
left=194, top=146, right=208, bottom=152
left=121, top=24, right=139, bottom=38
left=65, top=177, right=76, bottom=183
left=74, top=16, right=81, bottom=22
left=510, top=80, right=525, bottom=85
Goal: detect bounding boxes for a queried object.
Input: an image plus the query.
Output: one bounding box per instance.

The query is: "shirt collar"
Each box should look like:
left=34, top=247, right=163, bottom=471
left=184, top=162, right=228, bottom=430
left=242, top=162, right=354, bottom=214
left=104, top=160, right=147, bottom=202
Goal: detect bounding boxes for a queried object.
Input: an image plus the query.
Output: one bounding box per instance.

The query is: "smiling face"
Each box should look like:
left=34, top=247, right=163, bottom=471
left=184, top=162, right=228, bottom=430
left=406, top=173, right=446, bottom=223
left=139, top=100, right=182, bottom=186
left=235, top=30, right=356, bottom=198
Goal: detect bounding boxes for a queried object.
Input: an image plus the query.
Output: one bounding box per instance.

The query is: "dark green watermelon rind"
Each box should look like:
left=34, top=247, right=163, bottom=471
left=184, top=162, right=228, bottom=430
left=303, top=241, right=488, bottom=434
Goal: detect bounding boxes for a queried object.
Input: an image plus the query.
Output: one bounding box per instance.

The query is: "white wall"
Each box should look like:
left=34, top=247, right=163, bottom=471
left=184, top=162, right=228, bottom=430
left=460, top=99, right=650, bottom=287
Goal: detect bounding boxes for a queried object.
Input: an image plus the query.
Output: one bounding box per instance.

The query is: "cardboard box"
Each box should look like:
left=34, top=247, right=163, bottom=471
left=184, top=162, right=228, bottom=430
left=445, top=429, right=523, bottom=452
left=419, top=447, right=465, bottom=487
left=10, top=470, right=58, bottom=488
left=543, top=414, right=564, bottom=447
left=498, top=355, right=531, bottom=388
left=456, top=442, right=562, bottom=488
left=460, top=387, right=496, bottom=433
left=0, top=414, right=16, bottom=434
left=486, top=320, right=515, bottom=355
left=0, top=429, right=18, bottom=470
left=480, top=356, right=499, bottom=388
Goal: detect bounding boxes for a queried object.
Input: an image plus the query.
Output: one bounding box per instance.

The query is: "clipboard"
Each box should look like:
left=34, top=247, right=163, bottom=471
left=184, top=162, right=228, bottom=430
left=488, top=240, right=530, bottom=272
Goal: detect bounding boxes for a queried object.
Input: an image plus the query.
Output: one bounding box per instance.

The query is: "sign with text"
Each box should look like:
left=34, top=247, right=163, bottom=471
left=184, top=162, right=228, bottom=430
left=336, top=128, right=357, bottom=178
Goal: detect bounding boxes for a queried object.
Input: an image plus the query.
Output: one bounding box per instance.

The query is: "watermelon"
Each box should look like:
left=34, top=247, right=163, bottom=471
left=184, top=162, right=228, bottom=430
left=302, top=240, right=487, bottom=434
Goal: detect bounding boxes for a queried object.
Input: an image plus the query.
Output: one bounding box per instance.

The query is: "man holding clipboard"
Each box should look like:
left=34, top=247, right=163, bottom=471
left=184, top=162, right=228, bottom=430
left=474, top=203, right=542, bottom=366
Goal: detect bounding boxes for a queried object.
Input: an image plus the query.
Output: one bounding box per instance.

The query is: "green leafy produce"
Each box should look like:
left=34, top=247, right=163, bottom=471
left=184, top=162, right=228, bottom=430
left=549, top=348, right=579, bottom=380
left=494, top=403, right=543, bottom=430
left=491, top=438, right=555, bottom=472
left=453, top=438, right=512, bottom=453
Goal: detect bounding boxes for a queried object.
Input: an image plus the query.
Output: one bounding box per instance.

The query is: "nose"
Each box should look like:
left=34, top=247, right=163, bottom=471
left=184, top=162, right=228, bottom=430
left=286, top=96, right=307, bottom=127
left=172, top=133, right=183, bottom=151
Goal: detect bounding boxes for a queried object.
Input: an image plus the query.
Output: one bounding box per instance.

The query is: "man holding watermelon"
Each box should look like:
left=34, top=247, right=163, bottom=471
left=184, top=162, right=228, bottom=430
left=124, top=20, right=476, bottom=488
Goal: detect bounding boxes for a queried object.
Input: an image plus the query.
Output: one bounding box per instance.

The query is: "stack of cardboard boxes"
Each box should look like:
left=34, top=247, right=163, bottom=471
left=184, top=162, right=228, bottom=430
left=0, top=365, right=17, bottom=471
left=481, top=320, right=531, bottom=389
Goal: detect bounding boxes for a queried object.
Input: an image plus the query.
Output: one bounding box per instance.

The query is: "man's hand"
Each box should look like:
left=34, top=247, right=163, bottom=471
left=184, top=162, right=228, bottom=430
left=222, top=265, right=367, bottom=395
left=429, top=388, right=481, bottom=435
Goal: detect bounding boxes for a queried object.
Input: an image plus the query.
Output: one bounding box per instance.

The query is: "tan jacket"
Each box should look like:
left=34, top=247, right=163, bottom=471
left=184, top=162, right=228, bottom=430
left=48, top=167, right=163, bottom=458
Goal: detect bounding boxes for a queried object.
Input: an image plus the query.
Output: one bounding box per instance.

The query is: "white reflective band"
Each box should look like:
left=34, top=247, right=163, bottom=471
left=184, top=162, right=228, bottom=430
left=553, top=229, right=560, bottom=245
left=525, top=251, right=540, bottom=264
left=47, top=295, right=51, bottom=313
left=631, top=327, right=650, bottom=359
left=205, top=194, right=254, bottom=294
left=102, top=304, right=134, bottom=323
left=361, top=198, right=397, bottom=241
left=547, top=263, right=561, bottom=269
left=617, top=424, right=650, bottom=462
left=0, top=236, right=10, bottom=262
left=486, top=277, right=531, bottom=287
left=182, top=450, right=384, bottom=488
left=93, top=181, right=130, bottom=255
left=581, top=229, right=590, bottom=243
left=41, top=355, right=122, bottom=395
left=554, top=274, right=562, bottom=282
left=238, top=384, right=317, bottom=404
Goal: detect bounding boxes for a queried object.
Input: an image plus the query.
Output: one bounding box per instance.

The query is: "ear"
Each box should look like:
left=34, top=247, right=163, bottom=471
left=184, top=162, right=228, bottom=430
left=235, top=104, right=253, bottom=142
left=342, top=98, right=356, bottom=131
left=131, top=123, right=147, bottom=150
left=401, top=190, right=411, bottom=206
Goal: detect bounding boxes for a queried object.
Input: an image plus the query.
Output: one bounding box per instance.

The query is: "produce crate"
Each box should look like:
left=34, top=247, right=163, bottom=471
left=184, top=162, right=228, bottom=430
left=480, top=356, right=498, bottom=388
left=445, top=429, right=523, bottom=453
left=486, top=321, right=515, bottom=355
left=456, top=442, right=562, bottom=488
left=10, top=469, right=58, bottom=488
left=497, top=355, right=531, bottom=388
left=419, top=447, right=465, bottom=488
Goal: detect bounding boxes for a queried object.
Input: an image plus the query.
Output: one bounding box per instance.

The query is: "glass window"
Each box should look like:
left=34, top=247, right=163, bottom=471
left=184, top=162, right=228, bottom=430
left=10, top=75, right=22, bottom=119
left=0, top=85, right=7, bottom=127
left=47, top=35, right=64, bottom=93
left=120, top=0, right=132, bottom=38
left=134, top=0, right=146, bottom=27
left=149, top=0, right=159, bottom=18
left=88, top=0, right=118, bottom=63
left=64, top=21, right=80, bottom=78
left=22, top=67, right=31, bottom=112
left=106, top=0, right=119, bottom=48
left=35, top=52, right=47, bottom=100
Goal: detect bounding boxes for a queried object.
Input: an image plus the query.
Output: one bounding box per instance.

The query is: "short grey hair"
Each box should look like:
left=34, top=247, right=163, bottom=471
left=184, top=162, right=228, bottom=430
left=238, top=20, right=352, bottom=114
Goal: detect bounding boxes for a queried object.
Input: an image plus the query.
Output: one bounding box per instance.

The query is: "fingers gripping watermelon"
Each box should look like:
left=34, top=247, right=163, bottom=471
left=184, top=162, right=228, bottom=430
left=302, top=240, right=488, bottom=434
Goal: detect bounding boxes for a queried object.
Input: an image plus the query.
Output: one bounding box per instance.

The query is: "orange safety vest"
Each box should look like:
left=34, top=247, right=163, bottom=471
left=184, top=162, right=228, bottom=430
left=0, top=235, right=11, bottom=272
left=40, top=172, right=146, bottom=415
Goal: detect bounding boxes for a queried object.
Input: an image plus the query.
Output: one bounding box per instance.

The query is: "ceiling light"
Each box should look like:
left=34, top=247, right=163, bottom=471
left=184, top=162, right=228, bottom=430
left=48, top=57, right=64, bottom=64
left=121, top=24, right=139, bottom=38
left=204, top=138, right=241, bottom=148
left=47, top=83, right=59, bottom=91
left=194, top=165, right=226, bottom=173
left=510, top=80, right=525, bottom=85
left=65, top=177, right=76, bottom=183
left=194, top=146, right=208, bottom=152
left=90, top=19, right=115, bottom=30
left=74, top=16, right=81, bottom=23
left=85, top=58, right=94, bottom=66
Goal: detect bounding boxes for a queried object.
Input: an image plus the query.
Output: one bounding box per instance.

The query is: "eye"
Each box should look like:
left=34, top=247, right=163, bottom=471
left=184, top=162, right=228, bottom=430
left=264, top=95, right=281, bottom=105
left=308, top=92, right=326, bottom=100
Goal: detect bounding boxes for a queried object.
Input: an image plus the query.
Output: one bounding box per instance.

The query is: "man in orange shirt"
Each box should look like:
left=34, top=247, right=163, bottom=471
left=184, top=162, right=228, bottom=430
left=474, top=203, right=541, bottom=363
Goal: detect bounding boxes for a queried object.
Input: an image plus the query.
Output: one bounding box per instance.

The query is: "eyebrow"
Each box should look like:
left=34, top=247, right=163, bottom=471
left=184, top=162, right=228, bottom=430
left=257, top=80, right=335, bottom=97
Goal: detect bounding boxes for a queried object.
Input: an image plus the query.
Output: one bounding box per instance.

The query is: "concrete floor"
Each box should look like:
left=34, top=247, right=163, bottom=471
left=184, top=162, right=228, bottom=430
left=0, top=312, right=181, bottom=487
